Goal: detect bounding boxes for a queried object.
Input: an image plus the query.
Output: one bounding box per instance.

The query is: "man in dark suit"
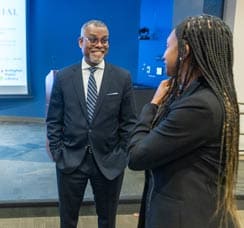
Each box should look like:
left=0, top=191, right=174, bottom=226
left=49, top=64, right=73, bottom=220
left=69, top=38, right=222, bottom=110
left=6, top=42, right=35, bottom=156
left=46, top=19, right=137, bottom=228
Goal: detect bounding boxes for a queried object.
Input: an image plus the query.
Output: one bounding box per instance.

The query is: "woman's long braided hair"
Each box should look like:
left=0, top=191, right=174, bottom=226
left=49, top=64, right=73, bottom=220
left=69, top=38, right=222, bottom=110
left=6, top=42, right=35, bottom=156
left=158, top=15, right=240, bottom=227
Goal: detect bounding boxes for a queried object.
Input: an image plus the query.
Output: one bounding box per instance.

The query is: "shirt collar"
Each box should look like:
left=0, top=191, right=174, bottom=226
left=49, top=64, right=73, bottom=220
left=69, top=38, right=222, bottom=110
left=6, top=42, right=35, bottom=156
left=81, top=58, right=105, bottom=70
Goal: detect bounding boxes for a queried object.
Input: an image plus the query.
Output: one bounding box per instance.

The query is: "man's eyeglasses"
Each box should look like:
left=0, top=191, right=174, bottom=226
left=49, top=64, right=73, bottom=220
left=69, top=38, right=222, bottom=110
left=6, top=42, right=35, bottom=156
left=83, top=36, right=109, bottom=45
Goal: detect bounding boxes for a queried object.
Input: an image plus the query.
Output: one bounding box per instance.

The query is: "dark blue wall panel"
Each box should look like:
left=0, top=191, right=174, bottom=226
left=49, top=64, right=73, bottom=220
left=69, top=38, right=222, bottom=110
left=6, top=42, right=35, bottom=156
left=0, top=0, right=224, bottom=118
left=0, top=0, right=140, bottom=117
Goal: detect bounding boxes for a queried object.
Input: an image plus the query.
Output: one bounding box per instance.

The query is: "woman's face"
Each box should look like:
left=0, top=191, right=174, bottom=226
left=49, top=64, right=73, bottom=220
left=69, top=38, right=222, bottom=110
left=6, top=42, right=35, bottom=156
left=162, top=30, right=179, bottom=76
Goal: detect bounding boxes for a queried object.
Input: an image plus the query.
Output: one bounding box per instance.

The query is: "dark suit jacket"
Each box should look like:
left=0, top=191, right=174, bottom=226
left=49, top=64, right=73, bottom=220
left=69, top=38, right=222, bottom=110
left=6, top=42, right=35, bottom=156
left=46, top=62, right=137, bottom=180
left=128, top=78, right=234, bottom=228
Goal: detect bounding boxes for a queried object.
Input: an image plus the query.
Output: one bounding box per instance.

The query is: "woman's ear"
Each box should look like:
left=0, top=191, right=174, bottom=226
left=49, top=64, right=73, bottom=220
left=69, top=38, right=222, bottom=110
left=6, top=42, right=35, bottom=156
left=185, top=43, right=190, bottom=56
left=180, top=39, right=190, bottom=61
left=182, top=42, right=190, bottom=58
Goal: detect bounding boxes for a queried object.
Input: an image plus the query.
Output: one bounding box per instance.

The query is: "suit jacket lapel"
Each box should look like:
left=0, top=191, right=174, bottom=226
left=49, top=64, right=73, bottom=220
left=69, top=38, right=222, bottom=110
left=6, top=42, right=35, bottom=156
left=71, top=63, right=89, bottom=119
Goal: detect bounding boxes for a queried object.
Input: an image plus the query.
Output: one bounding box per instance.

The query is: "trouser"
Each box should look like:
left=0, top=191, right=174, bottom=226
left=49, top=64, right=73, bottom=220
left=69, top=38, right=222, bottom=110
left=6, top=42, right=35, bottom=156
left=56, top=152, right=124, bottom=228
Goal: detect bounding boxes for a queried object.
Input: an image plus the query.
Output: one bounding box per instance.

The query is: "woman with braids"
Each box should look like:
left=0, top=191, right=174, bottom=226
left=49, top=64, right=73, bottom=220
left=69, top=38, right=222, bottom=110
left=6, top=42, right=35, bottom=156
left=128, top=14, right=240, bottom=228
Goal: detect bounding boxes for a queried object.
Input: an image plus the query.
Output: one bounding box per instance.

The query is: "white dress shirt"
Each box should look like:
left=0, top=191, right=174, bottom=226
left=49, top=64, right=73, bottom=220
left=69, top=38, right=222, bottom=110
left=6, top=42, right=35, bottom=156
left=81, top=58, right=104, bottom=100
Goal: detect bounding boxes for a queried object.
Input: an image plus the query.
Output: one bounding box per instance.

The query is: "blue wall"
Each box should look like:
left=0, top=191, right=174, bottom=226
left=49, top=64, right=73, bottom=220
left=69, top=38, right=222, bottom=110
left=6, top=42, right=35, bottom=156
left=0, top=0, right=225, bottom=118
left=0, top=0, right=140, bottom=118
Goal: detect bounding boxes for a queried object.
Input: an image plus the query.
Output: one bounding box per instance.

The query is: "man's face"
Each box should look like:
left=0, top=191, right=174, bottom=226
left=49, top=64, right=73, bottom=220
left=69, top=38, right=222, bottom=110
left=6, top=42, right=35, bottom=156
left=79, top=24, right=109, bottom=66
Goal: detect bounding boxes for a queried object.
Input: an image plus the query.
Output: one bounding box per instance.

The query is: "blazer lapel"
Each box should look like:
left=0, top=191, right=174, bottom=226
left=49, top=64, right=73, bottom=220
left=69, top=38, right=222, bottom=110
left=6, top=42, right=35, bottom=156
left=71, top=63, right=89, bottom=119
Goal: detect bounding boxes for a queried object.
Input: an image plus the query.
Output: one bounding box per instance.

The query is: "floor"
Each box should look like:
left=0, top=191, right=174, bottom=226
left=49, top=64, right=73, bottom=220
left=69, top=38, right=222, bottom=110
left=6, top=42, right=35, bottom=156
left=0, top=215, right=138, bottom=228
left=0, top=119, right=244, bottom=201
left=0, top=120, right=145, bottom=203
left=0, top=119, right=244, bottom=227
left=0, top=212, right=244, bottom=228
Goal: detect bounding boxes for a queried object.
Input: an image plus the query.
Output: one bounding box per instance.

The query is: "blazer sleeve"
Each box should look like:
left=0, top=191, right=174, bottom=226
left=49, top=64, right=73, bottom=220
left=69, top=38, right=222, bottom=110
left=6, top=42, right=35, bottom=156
left=46, top=73, right=65, bottom=159
left=128, top=95, right=221, bottom=170
left=117, top=73, right=137, bottom=152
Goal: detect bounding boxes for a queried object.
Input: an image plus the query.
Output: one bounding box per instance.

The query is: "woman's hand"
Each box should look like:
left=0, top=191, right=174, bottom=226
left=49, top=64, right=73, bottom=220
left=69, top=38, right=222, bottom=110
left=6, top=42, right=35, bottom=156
left=151, top=79, right=170, bottom=105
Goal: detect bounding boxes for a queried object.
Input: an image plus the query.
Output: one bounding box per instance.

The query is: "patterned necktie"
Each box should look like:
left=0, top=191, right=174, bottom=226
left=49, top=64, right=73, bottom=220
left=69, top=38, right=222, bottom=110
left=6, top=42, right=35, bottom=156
left=87, top=66, right=97, bottom=122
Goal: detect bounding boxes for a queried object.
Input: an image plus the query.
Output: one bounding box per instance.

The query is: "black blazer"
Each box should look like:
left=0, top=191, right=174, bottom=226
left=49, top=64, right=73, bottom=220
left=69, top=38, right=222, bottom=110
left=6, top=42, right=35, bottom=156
left=46, top=62, right=137, bottom=180
left=128, top=79, right=234, bottom=227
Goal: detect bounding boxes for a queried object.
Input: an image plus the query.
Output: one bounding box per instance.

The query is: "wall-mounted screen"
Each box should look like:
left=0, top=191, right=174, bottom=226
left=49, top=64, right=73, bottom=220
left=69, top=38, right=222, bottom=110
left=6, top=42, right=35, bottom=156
left=135, top=0, right=225, bottom=88
left=0, top=0, right=30, bottom=97
left=135, top=0, right=174, bottom=88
